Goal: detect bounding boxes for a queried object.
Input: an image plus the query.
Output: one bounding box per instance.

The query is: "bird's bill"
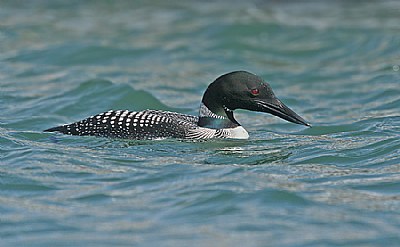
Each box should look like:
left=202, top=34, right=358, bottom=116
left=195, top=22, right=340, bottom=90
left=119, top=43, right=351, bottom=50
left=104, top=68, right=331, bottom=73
left=254, top=98, right=311, bottom=127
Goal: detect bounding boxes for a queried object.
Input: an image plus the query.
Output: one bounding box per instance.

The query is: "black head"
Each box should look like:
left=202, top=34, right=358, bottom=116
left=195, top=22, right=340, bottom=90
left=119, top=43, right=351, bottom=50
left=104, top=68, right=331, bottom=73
left=201, top=71, right=310, bottom=127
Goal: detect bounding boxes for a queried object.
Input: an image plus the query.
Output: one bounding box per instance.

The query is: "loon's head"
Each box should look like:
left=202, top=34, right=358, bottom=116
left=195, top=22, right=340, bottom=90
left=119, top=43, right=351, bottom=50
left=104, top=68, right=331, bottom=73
left=199, top=71, right=310, bottom=128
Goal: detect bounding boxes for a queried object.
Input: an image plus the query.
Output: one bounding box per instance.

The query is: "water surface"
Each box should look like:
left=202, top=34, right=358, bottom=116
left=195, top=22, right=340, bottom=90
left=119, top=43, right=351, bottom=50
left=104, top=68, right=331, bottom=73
left=1, top=1, right=400, bottom=246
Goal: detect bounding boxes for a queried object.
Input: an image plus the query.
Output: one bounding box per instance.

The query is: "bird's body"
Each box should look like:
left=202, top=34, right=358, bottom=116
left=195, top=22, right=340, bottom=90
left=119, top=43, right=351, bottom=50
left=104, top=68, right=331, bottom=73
left=45, top=109, right=249, bottom=139
left=45, top=71, right=310, bottom=140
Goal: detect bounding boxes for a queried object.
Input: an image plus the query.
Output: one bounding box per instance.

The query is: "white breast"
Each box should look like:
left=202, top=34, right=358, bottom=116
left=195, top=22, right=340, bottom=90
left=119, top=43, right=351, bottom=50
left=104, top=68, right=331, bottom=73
left=185, top=125, right=249, bottom=139
left=225, top=126, right=249, bottom=139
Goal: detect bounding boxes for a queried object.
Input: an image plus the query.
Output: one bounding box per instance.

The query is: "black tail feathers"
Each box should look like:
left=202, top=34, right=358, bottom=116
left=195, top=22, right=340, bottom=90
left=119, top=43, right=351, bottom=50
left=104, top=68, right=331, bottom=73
left=44, top=125, right=68, bottom=133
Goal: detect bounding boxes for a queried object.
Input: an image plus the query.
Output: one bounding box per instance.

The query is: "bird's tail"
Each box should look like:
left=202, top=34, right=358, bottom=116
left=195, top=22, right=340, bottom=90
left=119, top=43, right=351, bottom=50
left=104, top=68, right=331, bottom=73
left=44, top=125, right=71, bottom=134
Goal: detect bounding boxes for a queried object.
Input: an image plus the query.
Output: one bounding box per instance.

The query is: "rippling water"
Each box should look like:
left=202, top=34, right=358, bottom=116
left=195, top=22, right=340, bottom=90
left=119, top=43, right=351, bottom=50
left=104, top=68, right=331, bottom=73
left=1, top=1, right=400, bottom=246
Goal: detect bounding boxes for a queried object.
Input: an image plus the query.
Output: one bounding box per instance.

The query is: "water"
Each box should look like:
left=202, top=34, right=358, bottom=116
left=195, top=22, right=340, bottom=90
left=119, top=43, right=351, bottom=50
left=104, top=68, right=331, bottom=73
left=1, top=1, right=400, bottom=246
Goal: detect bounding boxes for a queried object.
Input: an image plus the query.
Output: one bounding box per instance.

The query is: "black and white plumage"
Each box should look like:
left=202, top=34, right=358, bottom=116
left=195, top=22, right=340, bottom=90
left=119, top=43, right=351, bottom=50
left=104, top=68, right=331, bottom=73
left=45, top=71, right=310, bottom=140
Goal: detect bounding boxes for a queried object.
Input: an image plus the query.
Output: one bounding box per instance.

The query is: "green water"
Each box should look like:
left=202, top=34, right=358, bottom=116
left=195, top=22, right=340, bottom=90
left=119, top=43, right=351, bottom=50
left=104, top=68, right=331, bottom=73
left=1, top=1, right=400, bottom=246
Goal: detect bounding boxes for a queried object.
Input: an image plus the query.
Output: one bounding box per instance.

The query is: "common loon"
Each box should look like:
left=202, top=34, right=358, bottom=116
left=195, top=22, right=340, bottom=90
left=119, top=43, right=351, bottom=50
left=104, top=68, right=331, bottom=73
left=45, top=71, right=310, bottom=140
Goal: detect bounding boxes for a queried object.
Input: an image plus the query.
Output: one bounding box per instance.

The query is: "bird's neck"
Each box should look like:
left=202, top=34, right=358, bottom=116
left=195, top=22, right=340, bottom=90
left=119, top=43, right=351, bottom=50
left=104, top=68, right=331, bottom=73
left=197, top=102, right=239, bottom=129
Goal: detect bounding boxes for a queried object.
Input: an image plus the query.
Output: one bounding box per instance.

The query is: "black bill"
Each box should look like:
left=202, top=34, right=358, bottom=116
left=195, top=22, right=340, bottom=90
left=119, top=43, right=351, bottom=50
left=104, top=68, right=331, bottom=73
left=254, top=98, right=311, bottom=127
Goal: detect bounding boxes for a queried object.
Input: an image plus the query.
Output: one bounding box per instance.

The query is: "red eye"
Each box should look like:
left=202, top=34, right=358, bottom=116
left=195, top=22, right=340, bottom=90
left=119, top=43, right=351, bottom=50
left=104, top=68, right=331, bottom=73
left=250, top=88, right=259, bottom=96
